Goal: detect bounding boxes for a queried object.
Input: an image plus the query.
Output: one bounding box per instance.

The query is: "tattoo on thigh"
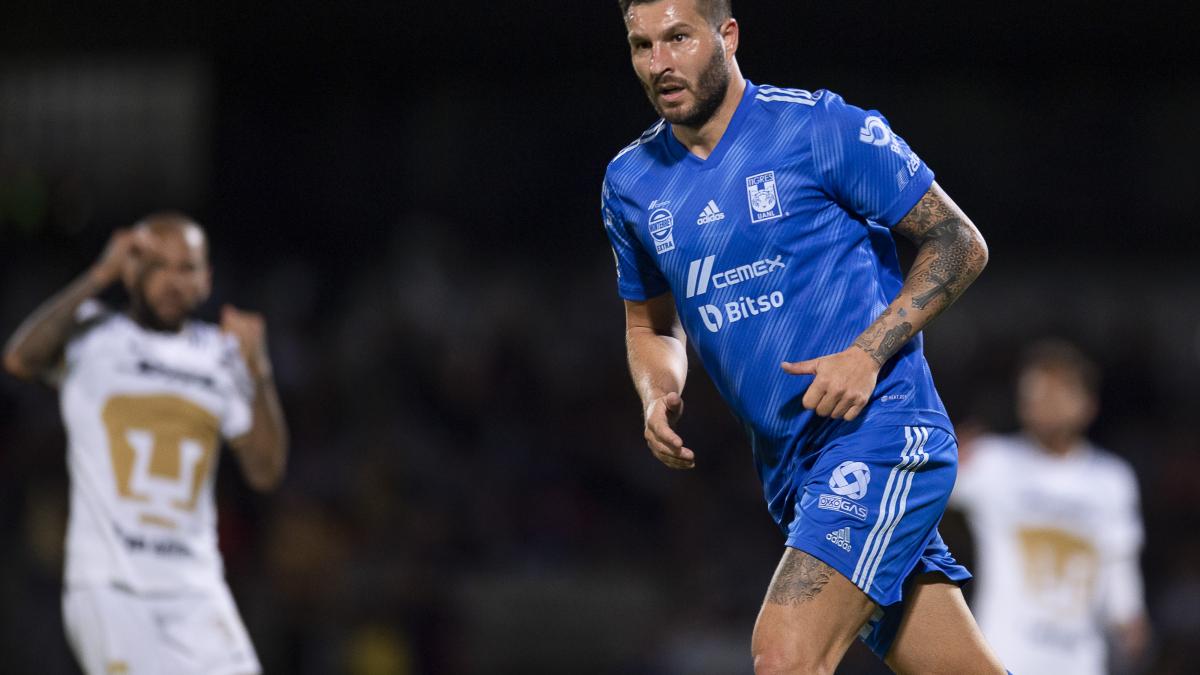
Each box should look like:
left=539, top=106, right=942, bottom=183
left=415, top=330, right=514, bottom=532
left=767, top=551, right=834, bottom=606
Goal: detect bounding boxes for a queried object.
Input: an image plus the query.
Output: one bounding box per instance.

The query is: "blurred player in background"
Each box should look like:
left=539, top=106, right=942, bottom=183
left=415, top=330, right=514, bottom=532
left=951, top=340, right=1150, bottom=674
left=603, top=0, right=1006, bottom=672
left=3, top=212, right=287, bottom=674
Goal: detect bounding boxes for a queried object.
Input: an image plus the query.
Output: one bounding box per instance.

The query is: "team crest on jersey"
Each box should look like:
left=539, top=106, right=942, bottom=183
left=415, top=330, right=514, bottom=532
left=745, top=171, right=783, bottom=223
left=647, top=199, right=675, bottom=254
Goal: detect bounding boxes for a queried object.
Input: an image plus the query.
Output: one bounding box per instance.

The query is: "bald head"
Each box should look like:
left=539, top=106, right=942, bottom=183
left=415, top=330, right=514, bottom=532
left=133, top=211, right=208, bottom=257
left=124, top=211, right=212, bottom=331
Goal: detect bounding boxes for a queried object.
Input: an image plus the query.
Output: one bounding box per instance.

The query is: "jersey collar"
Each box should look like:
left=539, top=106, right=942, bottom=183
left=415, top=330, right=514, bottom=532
left=664, top=80, right=757, bottom=171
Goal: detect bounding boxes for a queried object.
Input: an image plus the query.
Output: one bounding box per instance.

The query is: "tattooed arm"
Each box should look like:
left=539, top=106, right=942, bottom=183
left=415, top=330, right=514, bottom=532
left=853, top=182, right=987, bottom=363
left=4, top=229, right=137, bottom=381
left=781, top=182, right=987, bottom=420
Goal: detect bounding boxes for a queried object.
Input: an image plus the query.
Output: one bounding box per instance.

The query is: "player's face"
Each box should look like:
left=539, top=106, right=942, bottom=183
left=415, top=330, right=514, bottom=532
left=125, top=226, right=211, bottom=330
left=625, top=0, right=731, bottom=128
left=1017, top=366, right=1097, bottom=440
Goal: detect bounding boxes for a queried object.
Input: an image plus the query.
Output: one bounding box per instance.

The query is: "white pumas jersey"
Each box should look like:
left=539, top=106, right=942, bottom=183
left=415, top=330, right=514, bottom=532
left=57, top=301, right=254, bottom=594
left=951, top=434, right=1145, bottom=675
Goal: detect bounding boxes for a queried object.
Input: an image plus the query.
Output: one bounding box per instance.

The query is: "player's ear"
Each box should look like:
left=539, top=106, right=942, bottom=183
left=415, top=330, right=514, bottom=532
left=720, top=18, right=738, bottom=58
left=198, top=263, right=213, bottom=303
left=1080, top=391, right=1100, bottom=429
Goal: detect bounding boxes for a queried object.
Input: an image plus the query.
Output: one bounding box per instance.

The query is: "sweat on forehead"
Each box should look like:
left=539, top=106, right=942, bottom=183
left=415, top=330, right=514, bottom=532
left=619, top=0, right=732, bottom=27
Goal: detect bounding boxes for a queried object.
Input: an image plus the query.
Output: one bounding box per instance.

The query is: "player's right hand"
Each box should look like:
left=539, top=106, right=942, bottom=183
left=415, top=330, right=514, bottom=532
left=89, top=229, right=140, bottom=287
left=644, top=391, right=694, bottom=469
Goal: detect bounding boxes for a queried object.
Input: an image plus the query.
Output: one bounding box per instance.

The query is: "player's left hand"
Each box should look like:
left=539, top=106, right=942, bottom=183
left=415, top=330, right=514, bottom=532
left=781, top=347, right=880, bottom=421
left=221, top=305, right=271, bottom=379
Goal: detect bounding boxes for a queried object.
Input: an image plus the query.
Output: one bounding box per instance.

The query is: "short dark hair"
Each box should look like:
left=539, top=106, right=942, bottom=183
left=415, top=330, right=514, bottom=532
left=1018, top=339, right=1101, bottom=395
left=618, top=0, right=732, bottom=29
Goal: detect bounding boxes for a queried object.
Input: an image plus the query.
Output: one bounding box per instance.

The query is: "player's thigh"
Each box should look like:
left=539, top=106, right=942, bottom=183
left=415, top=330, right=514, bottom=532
left=752, top=547, right=877, bottom=675
left=883, top=574, right=1006, bottom=675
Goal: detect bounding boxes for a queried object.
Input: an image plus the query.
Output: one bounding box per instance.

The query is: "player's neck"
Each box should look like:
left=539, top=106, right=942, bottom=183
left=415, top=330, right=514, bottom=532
left=671, top=70, right=746, bottom=160
left=1029, top=430, right=1084, bottom=457
left=127, top=305, right=185, bottom=334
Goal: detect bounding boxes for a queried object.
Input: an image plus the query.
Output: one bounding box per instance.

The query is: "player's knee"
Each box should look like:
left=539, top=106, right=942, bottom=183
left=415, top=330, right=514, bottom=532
left=751, top=640, right=835, bottom=675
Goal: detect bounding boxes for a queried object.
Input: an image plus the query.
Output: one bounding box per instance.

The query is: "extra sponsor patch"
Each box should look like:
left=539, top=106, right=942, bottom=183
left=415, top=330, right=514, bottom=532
left=647, top=199, right=675, bottom=254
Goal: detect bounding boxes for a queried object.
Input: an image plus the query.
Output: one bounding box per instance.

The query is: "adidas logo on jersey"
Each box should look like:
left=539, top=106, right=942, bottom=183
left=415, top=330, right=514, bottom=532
left=826, top=527, right=853, bottom=553
left=696, top=200, right=725, bottom=225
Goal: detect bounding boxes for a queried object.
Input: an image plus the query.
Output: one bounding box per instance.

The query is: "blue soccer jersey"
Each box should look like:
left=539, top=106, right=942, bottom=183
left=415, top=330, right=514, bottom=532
left=602, top=82, right=953, bottom=528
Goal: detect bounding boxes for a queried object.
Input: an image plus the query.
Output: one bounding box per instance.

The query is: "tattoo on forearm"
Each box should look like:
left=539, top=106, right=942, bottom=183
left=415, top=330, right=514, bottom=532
left=767, top=550, right=834, bottom=606
left=853, top=312, right=884, bottom=362
left=877, top=322, right=913, bottom=362
left=5, top=273, right=101, bottom=374
left=853, top=310, right=914, bottom=366
left=909, top=218, right=978, bottom=310
left=896, top=188, right=987, bottom=315
left=852, top=186, right=984, bottom=369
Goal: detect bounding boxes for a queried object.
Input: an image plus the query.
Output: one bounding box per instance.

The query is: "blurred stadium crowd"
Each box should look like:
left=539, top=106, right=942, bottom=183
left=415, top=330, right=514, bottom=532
left=4, top=219, right=1200, bottom=674
left=3, top=1, right=1199, bottom=673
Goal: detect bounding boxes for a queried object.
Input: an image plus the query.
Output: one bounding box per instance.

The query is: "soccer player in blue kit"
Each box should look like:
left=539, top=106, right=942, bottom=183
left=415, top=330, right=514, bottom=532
left=602, top=1, right=1008, bottom=673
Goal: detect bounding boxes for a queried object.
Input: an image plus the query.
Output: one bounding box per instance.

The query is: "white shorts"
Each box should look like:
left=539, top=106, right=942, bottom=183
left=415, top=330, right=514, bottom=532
left=62, top=582, right=261, bottom=675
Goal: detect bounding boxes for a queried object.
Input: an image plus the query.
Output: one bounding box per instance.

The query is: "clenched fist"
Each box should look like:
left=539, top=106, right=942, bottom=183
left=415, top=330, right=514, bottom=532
left=221, top=305, right=271, bottom=379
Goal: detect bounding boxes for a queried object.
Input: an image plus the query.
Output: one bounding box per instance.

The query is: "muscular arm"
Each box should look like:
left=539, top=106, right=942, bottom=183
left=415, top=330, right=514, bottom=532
left=223, top=305, right=288, bottom=492
left=625, top=293, right=694, bottom=468
left=3, top=269, right=110, bottom=381
left=782, top=182, right=986, bottom=420
left=626, top=293, right=687, bottom=408
left=852, top=182, right=988, bottom=365
left=229, top=374, right=288, bottom=492
left=4, top=230, right=137, bottom=381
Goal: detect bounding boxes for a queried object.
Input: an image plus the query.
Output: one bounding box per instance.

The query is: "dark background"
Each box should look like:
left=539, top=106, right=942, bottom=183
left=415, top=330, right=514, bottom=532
left=2, top=1, right=1198, bottom=673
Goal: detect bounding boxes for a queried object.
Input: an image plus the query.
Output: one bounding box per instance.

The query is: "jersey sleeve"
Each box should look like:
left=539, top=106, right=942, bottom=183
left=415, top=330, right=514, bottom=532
left=48, top=299, right=112, bottom=387
left=601, top=175, right=670, bottom=301
left=810, top=92, right=935, bottom=227
left=218, top=333, right=256, bottom=440
left=1098, top=461, right=1147, bottom=625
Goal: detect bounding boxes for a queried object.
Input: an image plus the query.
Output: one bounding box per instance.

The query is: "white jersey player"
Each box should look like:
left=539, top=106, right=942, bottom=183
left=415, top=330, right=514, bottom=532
left=4, top=213, right=288, bottom=675
left=952, top=340, right=1149, bottom=675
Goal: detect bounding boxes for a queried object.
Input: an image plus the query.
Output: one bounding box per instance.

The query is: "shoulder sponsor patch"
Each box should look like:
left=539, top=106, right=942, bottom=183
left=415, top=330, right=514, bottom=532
left=647, top=200, right=675, bottom=254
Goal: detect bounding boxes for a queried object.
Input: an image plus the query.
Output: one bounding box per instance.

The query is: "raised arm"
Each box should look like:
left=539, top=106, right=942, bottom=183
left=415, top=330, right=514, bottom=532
left=222, top=305, right=289, bottom=492
left=781, top=182, right=987, bottom=420
left=625, top=292, right=693, bottom=469
left=3, top=230, right=135, bottom=381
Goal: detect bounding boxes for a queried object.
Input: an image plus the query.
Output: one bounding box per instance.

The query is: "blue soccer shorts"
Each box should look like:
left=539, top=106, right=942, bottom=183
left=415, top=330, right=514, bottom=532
left=783, top=423, right=971, bottom=659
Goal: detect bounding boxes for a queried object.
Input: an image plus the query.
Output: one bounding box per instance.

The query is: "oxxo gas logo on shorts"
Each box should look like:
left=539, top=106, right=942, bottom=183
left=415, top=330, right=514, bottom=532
left=829, top=461, right=871, bottom=500
left=818, top=494, right=868, bottom=521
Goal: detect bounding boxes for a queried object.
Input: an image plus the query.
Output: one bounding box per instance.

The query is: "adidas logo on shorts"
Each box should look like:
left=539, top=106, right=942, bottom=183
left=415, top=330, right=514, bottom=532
left=826, top=527, right=852, bottom=552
